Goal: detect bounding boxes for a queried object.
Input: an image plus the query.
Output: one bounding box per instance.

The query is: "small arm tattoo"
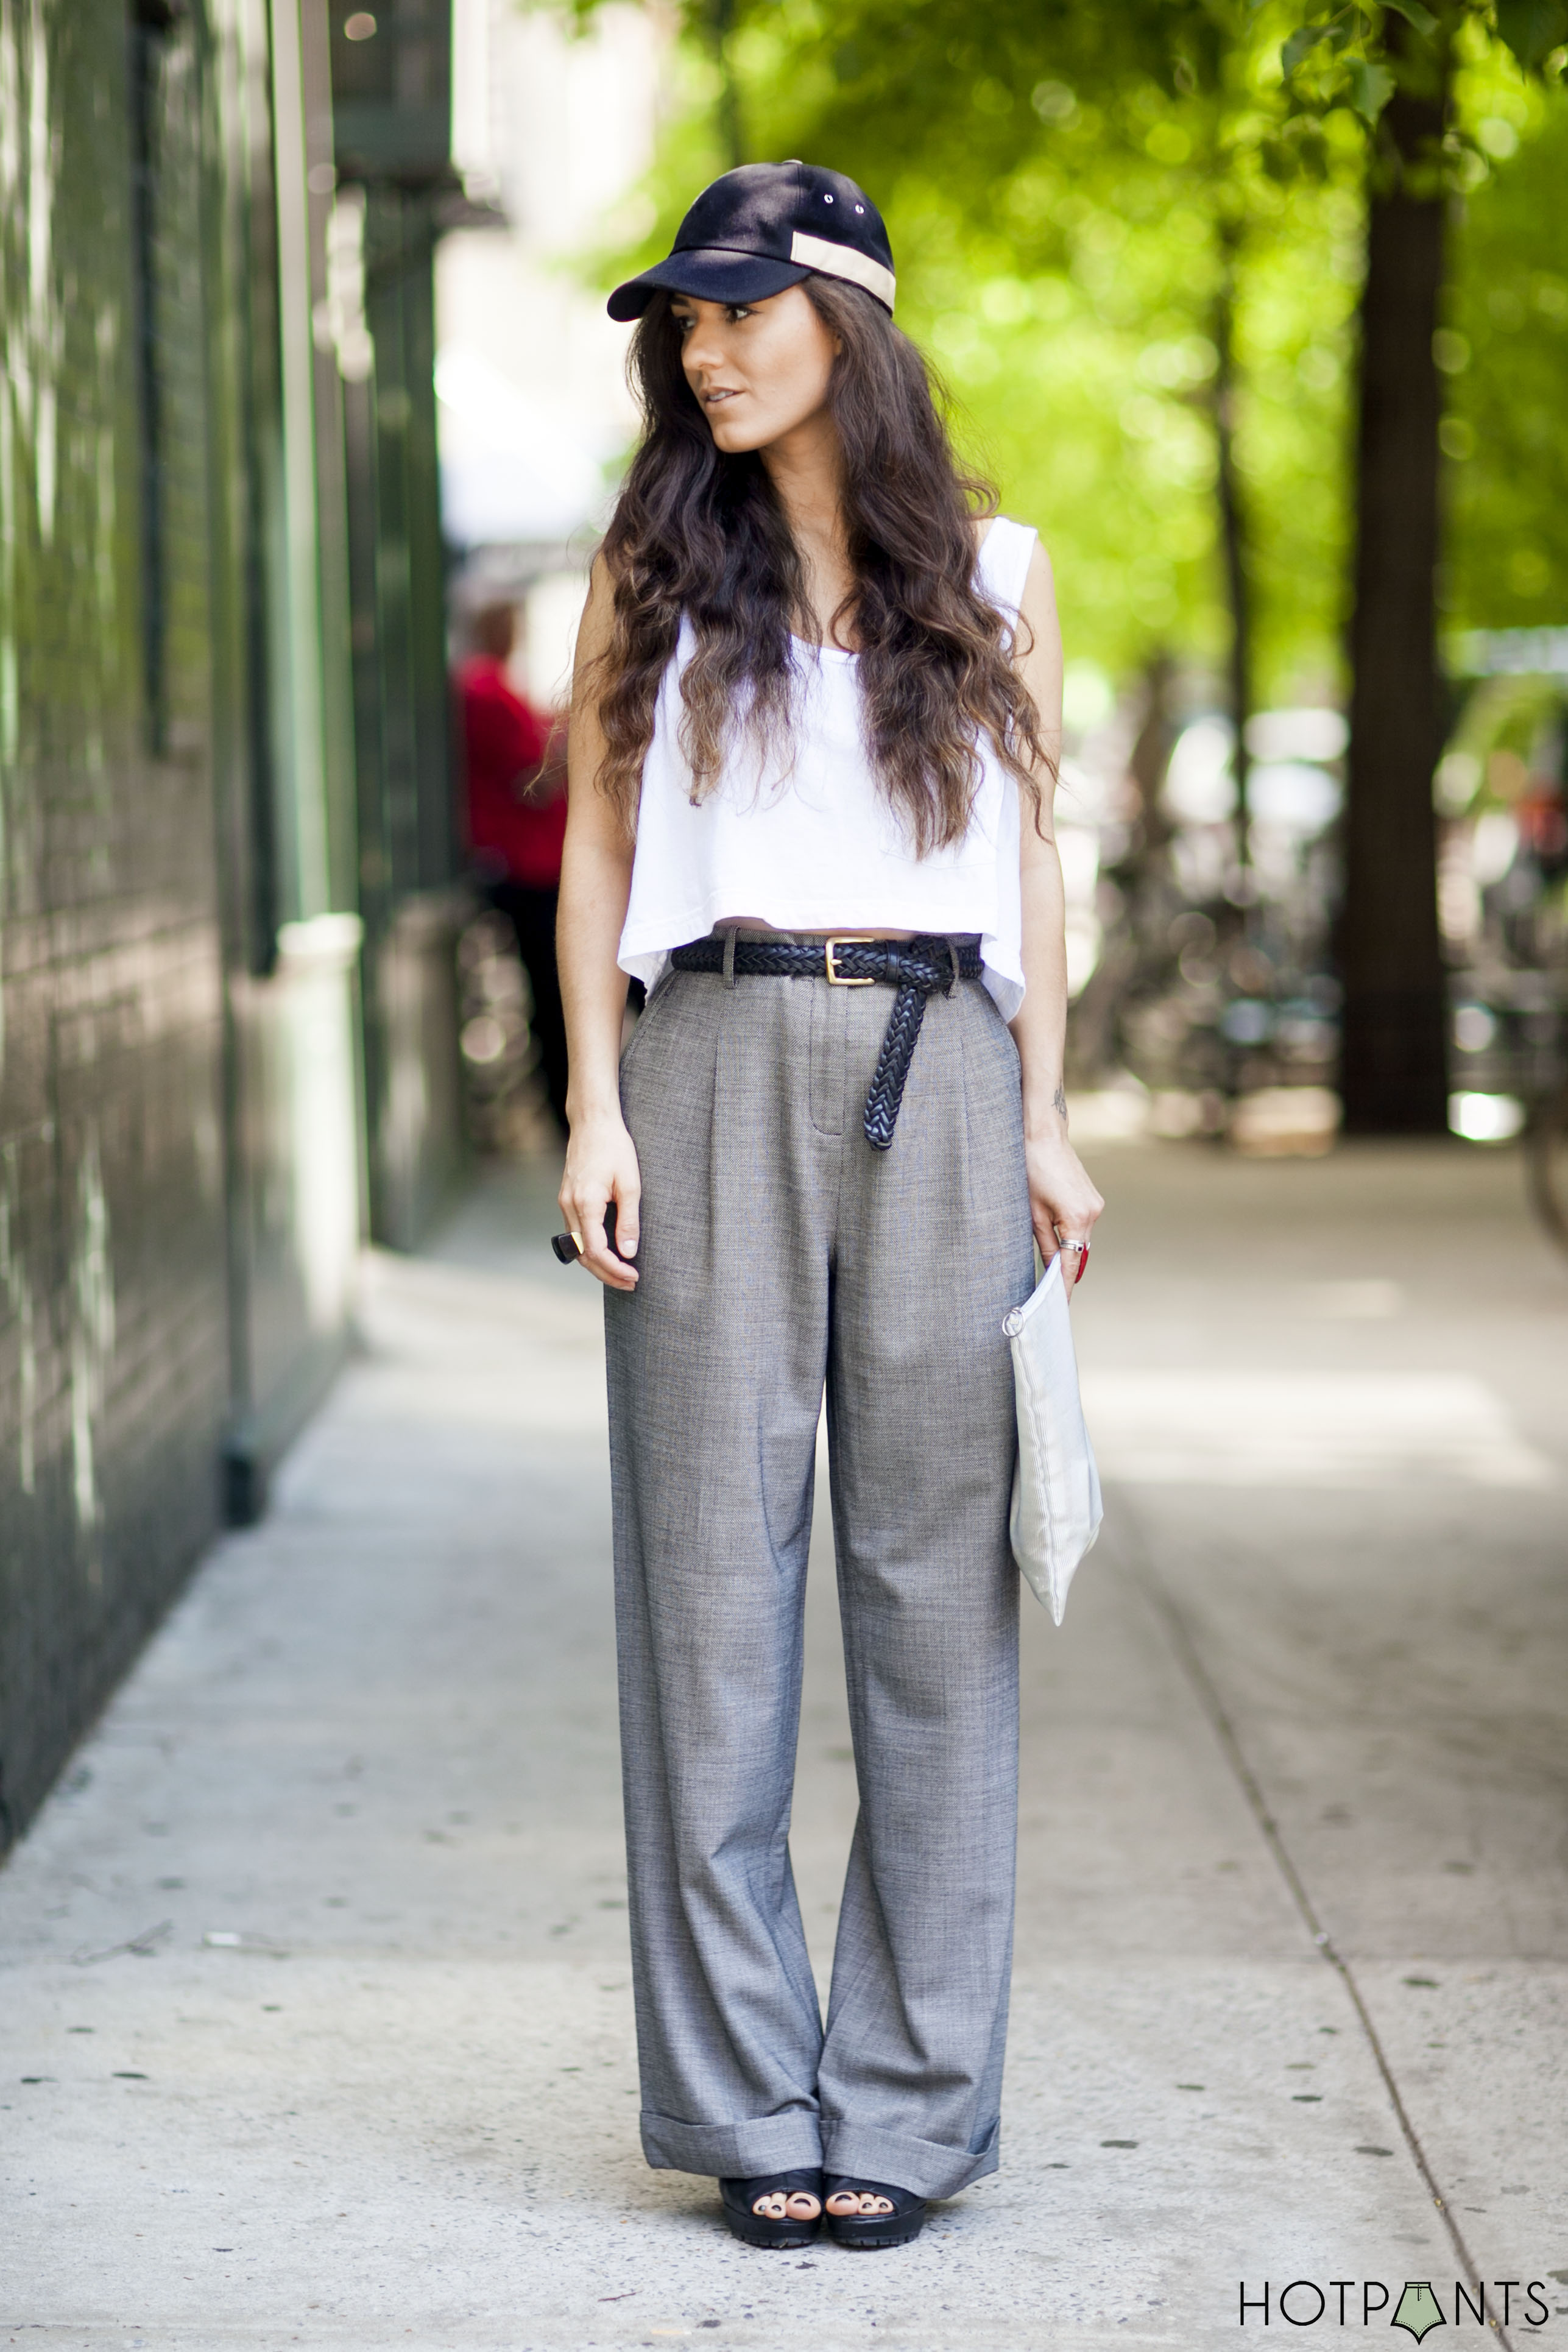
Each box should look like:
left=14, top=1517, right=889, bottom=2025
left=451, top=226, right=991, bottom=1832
left=1053, top=1084, right=1068, bottom=1125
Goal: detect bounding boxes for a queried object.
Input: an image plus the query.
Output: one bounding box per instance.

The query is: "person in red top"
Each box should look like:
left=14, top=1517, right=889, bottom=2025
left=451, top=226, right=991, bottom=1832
left=456, top=601, right=570, bottom=1135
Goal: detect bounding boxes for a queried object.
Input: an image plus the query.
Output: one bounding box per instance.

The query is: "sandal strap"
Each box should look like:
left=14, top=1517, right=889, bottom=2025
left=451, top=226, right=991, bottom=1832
left=824, top=2175, right=924, bottom=2214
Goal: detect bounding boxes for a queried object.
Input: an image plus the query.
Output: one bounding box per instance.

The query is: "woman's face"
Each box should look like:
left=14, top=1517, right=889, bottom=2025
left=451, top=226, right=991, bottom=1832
left=670, top=285, right=839, bottom=455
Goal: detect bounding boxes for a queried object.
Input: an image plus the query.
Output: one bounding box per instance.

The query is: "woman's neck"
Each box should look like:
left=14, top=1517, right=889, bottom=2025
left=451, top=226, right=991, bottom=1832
left=760, top=409, right=856, bottom=649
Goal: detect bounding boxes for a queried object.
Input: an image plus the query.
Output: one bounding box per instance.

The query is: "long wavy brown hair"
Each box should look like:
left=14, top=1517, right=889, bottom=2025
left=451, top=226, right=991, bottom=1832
left=592, top=275, right=1050, bottom=853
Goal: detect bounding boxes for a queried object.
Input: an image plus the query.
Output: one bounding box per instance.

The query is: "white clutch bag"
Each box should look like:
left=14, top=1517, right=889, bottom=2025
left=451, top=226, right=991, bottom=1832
left=1003, top=1254, right=1103, bottom=1625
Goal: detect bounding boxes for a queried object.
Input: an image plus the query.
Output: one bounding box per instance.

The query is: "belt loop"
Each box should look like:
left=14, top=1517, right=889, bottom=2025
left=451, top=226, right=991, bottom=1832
left=945, top=936, right=962, bottom=993
left=722, top=925, right=738, bottom=988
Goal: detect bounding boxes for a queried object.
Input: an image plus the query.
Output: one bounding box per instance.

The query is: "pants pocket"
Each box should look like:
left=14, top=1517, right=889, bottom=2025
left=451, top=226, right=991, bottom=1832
left=618, top=968, right=683, bottom=1087
left=958, top=993, right=1029, bottom=1241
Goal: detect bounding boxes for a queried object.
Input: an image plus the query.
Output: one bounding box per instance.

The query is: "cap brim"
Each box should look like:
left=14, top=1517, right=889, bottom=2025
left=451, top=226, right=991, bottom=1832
left=606, top=249, right=810, bottom=323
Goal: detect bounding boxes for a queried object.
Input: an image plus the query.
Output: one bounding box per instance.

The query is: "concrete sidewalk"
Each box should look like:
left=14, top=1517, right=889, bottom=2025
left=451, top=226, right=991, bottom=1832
left=4, top=1140, right=1567, bottom=2351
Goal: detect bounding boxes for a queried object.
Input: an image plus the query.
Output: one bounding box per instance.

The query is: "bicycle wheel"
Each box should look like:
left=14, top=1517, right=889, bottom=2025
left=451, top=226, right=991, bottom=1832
left=1526, top=1080, right=1568, bottom=1256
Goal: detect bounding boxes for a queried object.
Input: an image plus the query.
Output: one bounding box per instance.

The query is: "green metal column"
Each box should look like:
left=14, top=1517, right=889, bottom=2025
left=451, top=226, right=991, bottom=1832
left=327, top=0, right=465, bottom=1249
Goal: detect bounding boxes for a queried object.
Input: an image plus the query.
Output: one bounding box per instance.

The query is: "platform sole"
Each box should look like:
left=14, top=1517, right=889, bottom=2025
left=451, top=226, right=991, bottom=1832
left=721, top=2213, right=822, bottom=2250
left=828, top=2210, right=927, bottom=2250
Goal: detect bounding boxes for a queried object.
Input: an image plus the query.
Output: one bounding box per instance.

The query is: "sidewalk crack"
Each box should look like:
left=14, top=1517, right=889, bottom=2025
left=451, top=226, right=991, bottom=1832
left=1107, top=1495, right=1514, bottom=2352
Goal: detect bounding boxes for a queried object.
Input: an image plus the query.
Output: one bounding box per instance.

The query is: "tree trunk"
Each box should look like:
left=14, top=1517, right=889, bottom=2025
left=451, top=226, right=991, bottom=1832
left=1340, top=70, right=1450, bottom=1134
left=1213, top=222, right=1251, bottom=880
left=707, top=0, right=745, bottom=169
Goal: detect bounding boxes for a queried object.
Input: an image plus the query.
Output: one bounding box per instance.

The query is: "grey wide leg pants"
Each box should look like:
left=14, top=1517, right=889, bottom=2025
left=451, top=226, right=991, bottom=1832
left=604, top=944, right=1036, bottom=2200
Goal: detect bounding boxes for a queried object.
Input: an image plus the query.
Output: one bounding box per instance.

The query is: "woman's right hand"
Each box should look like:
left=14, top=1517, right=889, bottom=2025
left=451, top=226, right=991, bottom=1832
left=560, top=1111, right=641, bottom=1291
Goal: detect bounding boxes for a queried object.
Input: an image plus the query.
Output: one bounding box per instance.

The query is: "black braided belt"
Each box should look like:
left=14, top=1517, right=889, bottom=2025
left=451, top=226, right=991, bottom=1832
left=668, top=932, right=984, bottom=1150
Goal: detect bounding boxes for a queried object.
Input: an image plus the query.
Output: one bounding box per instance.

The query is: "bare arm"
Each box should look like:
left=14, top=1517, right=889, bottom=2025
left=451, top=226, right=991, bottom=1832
left=556, top=557, right=642, bottom=1291
left=1009, top=541, right=1105, bottom=1277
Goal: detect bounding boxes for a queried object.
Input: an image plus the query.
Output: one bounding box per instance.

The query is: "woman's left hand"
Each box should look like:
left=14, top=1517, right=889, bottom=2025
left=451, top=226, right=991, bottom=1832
left=1023, top=1126, right=1104, bottom=1293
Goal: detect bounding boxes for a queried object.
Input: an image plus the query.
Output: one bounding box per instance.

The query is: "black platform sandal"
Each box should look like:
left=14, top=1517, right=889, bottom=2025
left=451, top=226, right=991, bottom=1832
left=718, top=2168, right=824, bottom=2250
left=824, top=2176, right=927, bottom=2250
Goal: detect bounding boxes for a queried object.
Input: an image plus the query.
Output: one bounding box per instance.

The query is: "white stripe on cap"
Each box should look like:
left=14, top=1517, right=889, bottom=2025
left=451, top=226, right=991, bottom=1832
left=789, top=229, right=895, bottom=311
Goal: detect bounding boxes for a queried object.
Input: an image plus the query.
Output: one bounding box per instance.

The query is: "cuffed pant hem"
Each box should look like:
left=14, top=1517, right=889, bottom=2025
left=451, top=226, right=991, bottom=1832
left=640, top=2107, right=824, bottom=2178
left=820, top=2116, right=1000, bottom=2202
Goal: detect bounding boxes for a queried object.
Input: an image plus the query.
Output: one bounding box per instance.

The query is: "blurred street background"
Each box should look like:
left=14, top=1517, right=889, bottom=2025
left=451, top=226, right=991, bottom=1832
left=2, top=1, right=1568, bottom=2344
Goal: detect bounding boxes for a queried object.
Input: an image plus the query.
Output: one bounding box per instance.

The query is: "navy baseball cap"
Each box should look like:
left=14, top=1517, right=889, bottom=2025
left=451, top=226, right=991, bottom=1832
left=607, top=161, right=895, bottom=322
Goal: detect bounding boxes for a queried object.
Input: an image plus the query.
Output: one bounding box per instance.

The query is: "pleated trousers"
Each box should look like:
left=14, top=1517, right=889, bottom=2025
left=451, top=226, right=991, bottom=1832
left=603, top=943, right=1035, bottom=2199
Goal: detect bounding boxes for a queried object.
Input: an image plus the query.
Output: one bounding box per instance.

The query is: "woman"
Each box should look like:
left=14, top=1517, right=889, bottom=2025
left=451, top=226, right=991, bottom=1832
left=557, top=161, right=1103, bottom=2253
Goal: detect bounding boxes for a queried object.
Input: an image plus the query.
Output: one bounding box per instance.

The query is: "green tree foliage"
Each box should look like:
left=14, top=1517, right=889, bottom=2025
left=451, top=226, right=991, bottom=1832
left=594, top=2, right=1372, bottom=698
left=593, top=0, right=1567, bottom=680
left=853, top=119, right=1361, bottom=701
left=1443, top=53, right=1568, bottom=627
left=1261, top=0, right=1566, bottom=1129
left=579, top=0, right=1567, bottom=1131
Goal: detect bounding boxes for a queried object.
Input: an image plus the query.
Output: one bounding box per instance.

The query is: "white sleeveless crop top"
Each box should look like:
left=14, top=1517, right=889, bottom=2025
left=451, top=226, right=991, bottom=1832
left=616, top=515, right=1038, bottom=1019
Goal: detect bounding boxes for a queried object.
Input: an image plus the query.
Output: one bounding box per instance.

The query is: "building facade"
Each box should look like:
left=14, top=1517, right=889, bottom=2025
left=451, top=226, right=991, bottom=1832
left=0, top=0, right=461, bottom=1849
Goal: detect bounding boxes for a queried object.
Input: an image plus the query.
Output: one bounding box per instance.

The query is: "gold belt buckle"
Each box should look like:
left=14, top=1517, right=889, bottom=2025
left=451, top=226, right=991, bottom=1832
left=824, top=936, right=875, bottom=986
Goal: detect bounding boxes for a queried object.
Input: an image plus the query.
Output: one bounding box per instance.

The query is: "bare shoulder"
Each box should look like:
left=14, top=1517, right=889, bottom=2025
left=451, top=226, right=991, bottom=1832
left=1015, top=538, right=1062, bottom=765
left=1016, top=540, right=1060, bottom=651
left=1020, top=536, right=1057, bottom=604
